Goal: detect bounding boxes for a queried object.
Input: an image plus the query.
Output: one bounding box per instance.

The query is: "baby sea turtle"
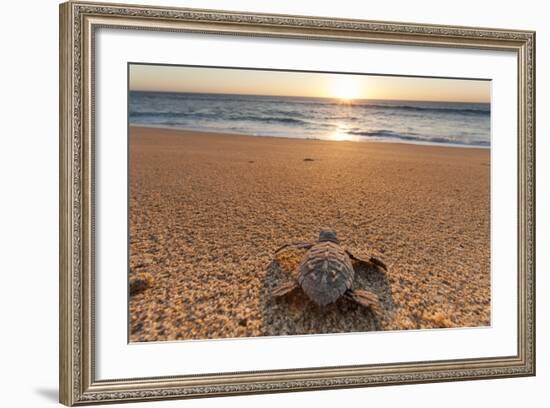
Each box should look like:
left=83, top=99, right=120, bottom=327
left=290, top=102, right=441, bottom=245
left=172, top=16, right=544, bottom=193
left=272, top=228, right=387, bottom=314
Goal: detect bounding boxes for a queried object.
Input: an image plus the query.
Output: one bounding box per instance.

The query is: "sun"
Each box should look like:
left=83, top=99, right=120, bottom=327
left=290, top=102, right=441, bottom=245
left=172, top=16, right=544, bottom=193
left=329, top=77, right=362, bottom=101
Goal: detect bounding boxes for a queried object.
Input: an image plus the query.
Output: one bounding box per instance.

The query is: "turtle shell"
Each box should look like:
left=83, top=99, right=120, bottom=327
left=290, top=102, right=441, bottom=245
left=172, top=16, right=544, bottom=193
left=297, top=241, right=355, bottom=306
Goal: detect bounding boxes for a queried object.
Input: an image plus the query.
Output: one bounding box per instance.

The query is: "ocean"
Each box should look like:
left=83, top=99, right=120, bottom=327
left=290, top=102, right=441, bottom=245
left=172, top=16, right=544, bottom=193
left=129, top=91, right=491, bottom=148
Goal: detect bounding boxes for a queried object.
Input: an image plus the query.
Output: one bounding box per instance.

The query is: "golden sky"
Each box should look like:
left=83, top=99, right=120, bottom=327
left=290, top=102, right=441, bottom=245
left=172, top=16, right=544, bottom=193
left=129, top=64, right=491, bottom=103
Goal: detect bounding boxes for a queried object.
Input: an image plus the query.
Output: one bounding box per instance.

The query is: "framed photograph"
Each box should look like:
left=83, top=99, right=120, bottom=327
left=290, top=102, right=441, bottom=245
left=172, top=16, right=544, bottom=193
left=59, top=1, right=536, bottom=405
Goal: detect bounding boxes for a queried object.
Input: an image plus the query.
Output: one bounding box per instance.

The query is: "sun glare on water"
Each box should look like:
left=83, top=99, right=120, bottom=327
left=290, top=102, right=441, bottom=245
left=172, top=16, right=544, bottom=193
left=329, top=77, right=362, bottom=101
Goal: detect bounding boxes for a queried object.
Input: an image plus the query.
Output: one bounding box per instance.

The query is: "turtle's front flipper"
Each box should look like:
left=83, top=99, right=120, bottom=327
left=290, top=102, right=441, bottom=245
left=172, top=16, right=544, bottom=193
left=272, top=280, right=299, bottom=297
left=346, top=250, right=387, bottom=272
left=274, top=241, right=313, bottom=254
left=347, top=289, right=381, bottom=315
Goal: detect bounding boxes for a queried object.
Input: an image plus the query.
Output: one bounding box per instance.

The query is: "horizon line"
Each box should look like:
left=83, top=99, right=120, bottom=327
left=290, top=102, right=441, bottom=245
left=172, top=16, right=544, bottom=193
left=128, top=88, right=490, bottom=105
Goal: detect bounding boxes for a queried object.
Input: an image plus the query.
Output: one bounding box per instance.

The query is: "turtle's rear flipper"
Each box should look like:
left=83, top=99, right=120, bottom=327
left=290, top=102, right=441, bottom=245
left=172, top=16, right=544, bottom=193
left=272, top=280, right=299, bottom=297
left=348, top=289, right=381, bottom=316
left=346, top=250, right=387, bottom=272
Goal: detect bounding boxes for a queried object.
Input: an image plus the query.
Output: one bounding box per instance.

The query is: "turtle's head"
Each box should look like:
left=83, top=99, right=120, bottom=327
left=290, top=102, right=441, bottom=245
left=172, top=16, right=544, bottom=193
left=318, top=228, right=339, bottom=244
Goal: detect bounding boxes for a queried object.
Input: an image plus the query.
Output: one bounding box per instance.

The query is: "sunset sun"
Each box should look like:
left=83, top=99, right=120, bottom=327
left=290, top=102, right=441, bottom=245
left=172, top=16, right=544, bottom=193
left=329, top=77, right=362, bottom=101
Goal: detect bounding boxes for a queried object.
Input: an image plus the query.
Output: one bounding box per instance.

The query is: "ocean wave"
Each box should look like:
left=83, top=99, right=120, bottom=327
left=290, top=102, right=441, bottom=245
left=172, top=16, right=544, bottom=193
left=225, top=115, right=309, bottom=125
left=348, top=130, right=417, bottom=139
left=261, top=109, right=309, bottom=118
left=354, top=104, right=490, bottom=116
left=348, top=130, right=490, bottom=146
left=131, top=110, right=310, bottom=126
left=326, top=116, right=359, bottom=121
left=130, top=111, right=219, bottom=120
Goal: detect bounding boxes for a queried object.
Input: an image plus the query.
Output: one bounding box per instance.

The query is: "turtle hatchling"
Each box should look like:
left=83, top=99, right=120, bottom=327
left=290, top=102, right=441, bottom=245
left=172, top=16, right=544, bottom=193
left=272, top=228, right=387, bottom=314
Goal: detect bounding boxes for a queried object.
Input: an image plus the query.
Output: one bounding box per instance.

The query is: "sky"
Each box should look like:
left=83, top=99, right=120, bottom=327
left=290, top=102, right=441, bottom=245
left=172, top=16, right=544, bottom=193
left=129, top=64, right=491, bottom=103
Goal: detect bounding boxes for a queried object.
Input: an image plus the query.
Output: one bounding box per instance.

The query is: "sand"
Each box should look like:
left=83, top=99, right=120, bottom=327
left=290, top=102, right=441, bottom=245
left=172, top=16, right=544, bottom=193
left=128, top=126, right=490, bottom=342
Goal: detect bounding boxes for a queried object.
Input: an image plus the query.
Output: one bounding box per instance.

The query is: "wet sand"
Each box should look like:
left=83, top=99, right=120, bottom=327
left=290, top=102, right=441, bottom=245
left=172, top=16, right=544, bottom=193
left=129, top=126, right=490, bottom=342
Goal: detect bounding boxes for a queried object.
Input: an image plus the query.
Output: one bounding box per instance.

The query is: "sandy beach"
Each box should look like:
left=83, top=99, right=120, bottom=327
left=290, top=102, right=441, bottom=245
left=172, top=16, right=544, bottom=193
left=129, top=126, right=490, bottom=342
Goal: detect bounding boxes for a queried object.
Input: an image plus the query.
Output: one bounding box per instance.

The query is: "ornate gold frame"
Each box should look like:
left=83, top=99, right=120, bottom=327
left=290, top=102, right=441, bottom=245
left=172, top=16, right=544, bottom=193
left=59, top=1, right=536, bottom=405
